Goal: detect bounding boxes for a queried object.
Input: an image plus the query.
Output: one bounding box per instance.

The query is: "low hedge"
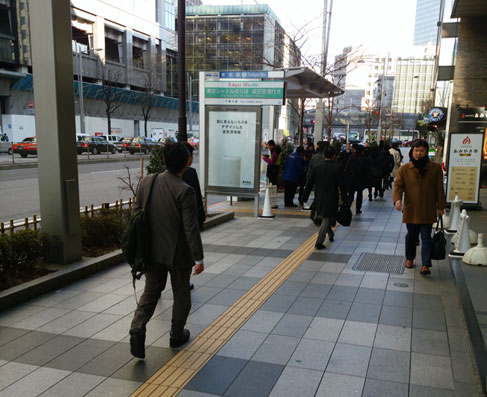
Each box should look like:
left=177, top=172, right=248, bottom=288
left=0, top=207, right=131, bottom=291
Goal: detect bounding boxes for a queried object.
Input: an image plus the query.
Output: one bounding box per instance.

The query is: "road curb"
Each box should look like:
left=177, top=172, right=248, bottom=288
left=0, top=211, right=234, bottom=312
left=0, top=154, right=151, bottom=171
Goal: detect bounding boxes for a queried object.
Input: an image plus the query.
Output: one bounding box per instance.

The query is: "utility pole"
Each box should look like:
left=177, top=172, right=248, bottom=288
left=187, top=72, right=192, bottom=133
left=314, top=0, right=333, bottom=144
left=177, top=0, right=187, bottom=142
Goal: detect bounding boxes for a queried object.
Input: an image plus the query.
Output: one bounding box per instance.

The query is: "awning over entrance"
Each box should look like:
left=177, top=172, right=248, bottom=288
left=451, top=0, right=487, bottom=17
left=279, top=67, right=344, bottom=99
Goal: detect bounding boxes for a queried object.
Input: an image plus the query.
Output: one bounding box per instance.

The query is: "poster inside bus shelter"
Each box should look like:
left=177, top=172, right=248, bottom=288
left=205, top=107, right=261, bottom=194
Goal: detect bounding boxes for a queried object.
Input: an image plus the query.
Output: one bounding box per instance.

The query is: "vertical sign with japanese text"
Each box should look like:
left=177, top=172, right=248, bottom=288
left=446, top=133, right=484, bottom=204
left=206, top=107, right=261, bottom=194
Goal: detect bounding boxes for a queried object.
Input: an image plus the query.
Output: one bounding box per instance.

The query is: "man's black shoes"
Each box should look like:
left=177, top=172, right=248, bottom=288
left=130, top=333, right=145, bottom=359
left=189, top=282, right=194, bottom=291
left=170, top=329, right=190, bottom=348
left=315, top=243, right=325, bottom=250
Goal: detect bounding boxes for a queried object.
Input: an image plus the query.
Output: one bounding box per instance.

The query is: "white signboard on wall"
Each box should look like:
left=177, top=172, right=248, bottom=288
left=446, top=132, right=484, bottom=205
left=206, top=107, right=261, bottom=194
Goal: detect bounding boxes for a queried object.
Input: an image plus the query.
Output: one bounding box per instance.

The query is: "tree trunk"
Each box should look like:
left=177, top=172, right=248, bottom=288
left=107, top=109, right=111, bottom=135
left=144, top=118, right=148, bottom=137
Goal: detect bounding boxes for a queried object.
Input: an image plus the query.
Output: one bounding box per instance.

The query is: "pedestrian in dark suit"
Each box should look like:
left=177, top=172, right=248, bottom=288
left=129, top=143, right=204, bottom=358
left=303, top=145, right=343, bottom=249
left=344, top=144, right=368, bottom=214
left=183, top=142, right=206, bottom=230
left=282, top=146, right=305, bottom=207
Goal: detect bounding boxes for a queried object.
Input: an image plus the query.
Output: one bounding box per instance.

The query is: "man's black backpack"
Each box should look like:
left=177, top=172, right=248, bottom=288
left=121, top=173, right=159, bottom=286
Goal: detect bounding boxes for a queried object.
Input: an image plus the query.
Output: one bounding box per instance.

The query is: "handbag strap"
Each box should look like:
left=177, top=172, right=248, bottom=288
left=435, top=215, right=443, bottom=232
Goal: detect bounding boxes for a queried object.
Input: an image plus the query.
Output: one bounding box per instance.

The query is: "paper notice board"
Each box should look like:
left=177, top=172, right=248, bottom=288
left=446, top=132, right=484, bottom=204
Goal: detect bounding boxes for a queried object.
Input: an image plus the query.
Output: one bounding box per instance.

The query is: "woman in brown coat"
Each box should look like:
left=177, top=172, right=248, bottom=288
left=393, top=140, right=446, bottom=275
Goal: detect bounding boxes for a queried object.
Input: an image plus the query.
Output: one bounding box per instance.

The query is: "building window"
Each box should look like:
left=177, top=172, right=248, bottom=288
left=165, top=0, right=176, bottom=31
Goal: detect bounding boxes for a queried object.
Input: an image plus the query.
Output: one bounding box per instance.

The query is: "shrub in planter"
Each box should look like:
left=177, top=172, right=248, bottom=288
left=0, top=230, right=52, bottom=291
left=80, top=208, right=131, bottom=256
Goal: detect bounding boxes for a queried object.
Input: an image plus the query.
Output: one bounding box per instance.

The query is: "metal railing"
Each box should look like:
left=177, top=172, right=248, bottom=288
left=0, top=198, right=136, bottom=235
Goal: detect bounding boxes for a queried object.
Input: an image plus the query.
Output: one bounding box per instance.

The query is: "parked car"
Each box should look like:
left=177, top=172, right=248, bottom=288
left=120, top=137, right=134, bottom=152
left=101, top=135, right=124, bottom=152
left=128, top=137, right=159, bottom=154
left=77, top=136, right=117, bottom=155
left=13, top=137, right=37, bottom=157
left=0, top=133, right=11, bottom=154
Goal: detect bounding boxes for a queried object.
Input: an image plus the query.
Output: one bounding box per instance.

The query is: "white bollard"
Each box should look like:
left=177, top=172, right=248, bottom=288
left=258, top=186, right=275, bottom=219
left=463, top=234, right=487, bottom=266
left=447, top=195, right=462, bottom=233
left=433, top=214, right=450, bottom=230
left=450, top=210, right=471, bottom=257
left=451, top=227, right=477, bottom=246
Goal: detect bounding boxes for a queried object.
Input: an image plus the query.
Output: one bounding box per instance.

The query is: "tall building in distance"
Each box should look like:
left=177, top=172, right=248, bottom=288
left=413, top=0, right=441, bottom=48
left=185, top=4, right=301, bottom=134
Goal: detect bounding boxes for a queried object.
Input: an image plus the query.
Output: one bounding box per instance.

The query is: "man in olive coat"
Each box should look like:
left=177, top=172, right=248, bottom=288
left=393, top=140, right=446, bottom=276
left=303, top=145, right=343, bottom=249
left=129, top=143, right=204, bottom=358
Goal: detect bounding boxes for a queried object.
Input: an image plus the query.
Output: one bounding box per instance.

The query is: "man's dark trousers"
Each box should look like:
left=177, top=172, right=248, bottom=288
left=130, top=263, right=192, bottom=337
left=405, top=224, right=433, bottom=268
left=284, top=180, right=298, bottom=205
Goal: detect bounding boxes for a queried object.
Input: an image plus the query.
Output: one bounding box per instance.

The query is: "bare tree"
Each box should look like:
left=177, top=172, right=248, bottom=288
left=117, top=165, right=141, bottom=197
left=99, top=62, right=123, bottom=136
left=139, top=54, right=164, bottom=137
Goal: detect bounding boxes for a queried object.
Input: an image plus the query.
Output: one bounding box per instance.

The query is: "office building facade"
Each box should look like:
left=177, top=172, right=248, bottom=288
left=413, top=0, right=442, bottom=47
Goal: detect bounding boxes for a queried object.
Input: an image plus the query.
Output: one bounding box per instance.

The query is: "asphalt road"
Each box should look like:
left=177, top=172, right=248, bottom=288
left=0, top=154, right=227, bottom=222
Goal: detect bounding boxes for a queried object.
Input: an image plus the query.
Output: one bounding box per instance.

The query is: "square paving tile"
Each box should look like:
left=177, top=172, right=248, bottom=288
left=38, top=372, right=105, bottom=397
left=338, top=321, right=377, bottom=347
left=362, top=378, right=408, bottom=397
left=413, top=293, right=444, bottom=311
left=326, top=343, right=372, bottom=377
left=334, top=273, right=364, bottom=287
left=274, top=281, right=308, bottom=297
left=77, top=342, right=133, bottom=377
left=111, top=346, right=176, bottom=382
left=190, top=287, right=222, bottom=304
left=0, top=366, right=70, bottom=397
left=287, top=297, right=324, bottom=317
left=241, top=310, right=283, bottom=333
left=217, top=329, right=267, bottom=360
left=311, top=272, right=340, bottom=285
left=269, top=366, right=322, bottom=397
left=346, top=303, right=381, bottom=323
left=84, top=378, right=142, bottom=397
left=409, top=384, right=454, bottom=396
left=251, top=334, right=300, bottom=365
left=367, top=347, right=410, bottom=383
left=299, top=283, right=332, bottom=299
left=450, top=350, right=477, bottom=384
left=0, top=326, right=30, bottom=347
left=226, top=277, right=260, bottom=291
left=15, top=334, right=84, bottom=366
left=303, top=317, right=344, bottom=342
left=187, top=304, right=227, bottom=325
left=360, top=275, right=388, bottom=290
left=225, top=360, right=284, bottom=397
left=288, top=338, right=334, bottom=371
left=0, top=330, right=57, bottom=361
left=46, top=338, right=114, bottom=372
left=379, top=305, right=412, bottom=328
left=373, top=325, right=411, bottom=352
left=413, top=308, right=446, bottom=331
left=206, top=289, right=246, bottom=307
left=185, top=355, right=247, bottom=395
left=382, top=290, right=413, bottom=308
left=327, top=286, right=358, bottom=302
left=315, top=372, right=365, bottom=397
left=454, top=381, right=482, bottom=396
left=10, top=307, right=71, bottom=330
left=354, top=288, right=385, bottom=305
left=316, top=300, right=352, bottom=320
left=260, top=294, right=297, bottom=313
left=0, top=361, right=39, bottom=390
left=62, top=313, right=123, bottom=338
left=412, top=329, right=449, bottom=356
left=410, top=352, right=454, bottom=390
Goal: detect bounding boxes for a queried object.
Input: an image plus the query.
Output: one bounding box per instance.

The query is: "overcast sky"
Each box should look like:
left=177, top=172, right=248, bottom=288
left=201, top=0, right=418, bottom=62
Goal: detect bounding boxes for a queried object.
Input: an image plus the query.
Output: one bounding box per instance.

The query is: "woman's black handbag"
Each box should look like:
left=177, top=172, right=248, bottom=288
left=336, top=204, right=352, bottom=227
left=431, top=216, right=446, bottom=260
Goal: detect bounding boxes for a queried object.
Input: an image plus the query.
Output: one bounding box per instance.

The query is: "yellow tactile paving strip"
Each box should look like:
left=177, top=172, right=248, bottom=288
left=131, top=231, right=318, bottom=397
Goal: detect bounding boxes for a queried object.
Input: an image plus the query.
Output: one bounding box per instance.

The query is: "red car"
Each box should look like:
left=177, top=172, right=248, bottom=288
left=13, top=137, right=37, bottom=157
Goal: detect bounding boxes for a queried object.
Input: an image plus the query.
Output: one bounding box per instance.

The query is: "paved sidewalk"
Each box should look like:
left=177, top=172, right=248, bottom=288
left=0, top=189, right=482, bottom=396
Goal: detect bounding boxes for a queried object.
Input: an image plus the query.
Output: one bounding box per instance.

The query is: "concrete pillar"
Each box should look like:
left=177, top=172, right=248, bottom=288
left=315, top=100, right=324, bottom=143
left=125, top=28, right=133, bottom=86
left=448, top=17, right=487, bottom=133
left=93, top=16, right=105, bottom=63
left=28, top=0, right=81, bottom=264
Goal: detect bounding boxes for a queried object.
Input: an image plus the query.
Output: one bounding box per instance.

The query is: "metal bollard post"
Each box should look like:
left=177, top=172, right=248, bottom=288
left=24, top=217, right=29, bottom=230
left=9, top=219, right=14, bottom=235
left=33, top=215, right=37, bottom=231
